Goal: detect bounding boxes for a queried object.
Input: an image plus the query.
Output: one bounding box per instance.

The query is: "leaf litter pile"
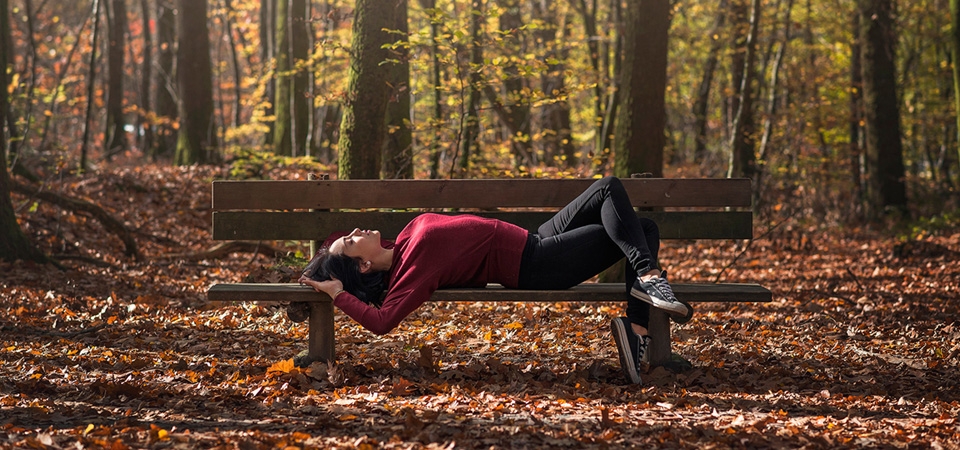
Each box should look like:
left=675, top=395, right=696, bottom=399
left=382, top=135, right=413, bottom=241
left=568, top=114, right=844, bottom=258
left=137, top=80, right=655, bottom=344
left=2, top=165, right=959, bottom=449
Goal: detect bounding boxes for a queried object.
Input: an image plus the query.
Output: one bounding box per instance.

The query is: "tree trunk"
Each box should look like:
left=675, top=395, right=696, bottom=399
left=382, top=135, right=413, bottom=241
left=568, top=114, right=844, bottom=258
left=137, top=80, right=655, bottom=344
left=292, top=0, right=311, bottom=157
left=224, top=0, right=243, bottom=128
left=105, top=0, right=128, bottom=158
left=727, top=0, right=760, bottom=184
left=496, top=0, right=532, bottom=169
left=613, top=0, right=669, bottom=177
left=80, top=0, right=104, bottom=172
left=174, top=0, right=217, bottom=165
left=456, top=0, right=483, bottom=177
left=261, top=0, right=276, bottom=145
left=383, top=0, right=413, bottom=179
left=273, top=0, right=292, bottom=155
left=850, top=10, right=865, bottom=213
left=154, top=0, right=177, bottom=159
left=859, top=0, right=907, bottom=217
left=418, top=0, right=444, bottom=179
left=692, top=0, right=727, bottom=163
left=337, top=0, right=397, bottom=179
left=0, top=0, right=44, bottom=263
left=534, top=0, right=575, bottom=167
left=952, top=0, right=960, bottom=183
left=138, top=0, right=154, bottom=154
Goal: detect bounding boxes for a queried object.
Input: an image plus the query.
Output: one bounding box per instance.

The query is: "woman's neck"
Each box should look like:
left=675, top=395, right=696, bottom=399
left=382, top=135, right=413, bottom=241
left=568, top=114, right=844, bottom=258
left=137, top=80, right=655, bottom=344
left=373, top=247, right=394, bottom=272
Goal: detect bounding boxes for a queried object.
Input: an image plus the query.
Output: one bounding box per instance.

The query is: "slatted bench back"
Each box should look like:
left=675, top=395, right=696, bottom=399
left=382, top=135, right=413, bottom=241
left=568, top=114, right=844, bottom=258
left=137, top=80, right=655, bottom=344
left=212, top=178, right=753, bottom=241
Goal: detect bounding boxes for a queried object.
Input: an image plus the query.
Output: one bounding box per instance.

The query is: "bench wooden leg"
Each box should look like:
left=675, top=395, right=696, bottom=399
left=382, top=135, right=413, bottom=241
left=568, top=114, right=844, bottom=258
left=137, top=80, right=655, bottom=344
left=296, top=301, right=336, bottom=367
left=646, top=309, right=671, bottom=366
left=645, top=309, right=694, bottom=372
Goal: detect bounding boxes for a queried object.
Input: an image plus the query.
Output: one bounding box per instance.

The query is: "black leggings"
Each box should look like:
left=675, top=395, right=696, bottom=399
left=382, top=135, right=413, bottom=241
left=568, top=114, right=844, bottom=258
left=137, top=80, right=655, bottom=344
left=517, top=176, right=659, bottom=328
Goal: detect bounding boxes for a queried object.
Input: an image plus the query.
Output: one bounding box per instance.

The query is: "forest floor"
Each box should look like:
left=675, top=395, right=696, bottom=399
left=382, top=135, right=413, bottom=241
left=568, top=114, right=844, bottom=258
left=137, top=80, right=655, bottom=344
left=2, top=161, right=959, bottom=449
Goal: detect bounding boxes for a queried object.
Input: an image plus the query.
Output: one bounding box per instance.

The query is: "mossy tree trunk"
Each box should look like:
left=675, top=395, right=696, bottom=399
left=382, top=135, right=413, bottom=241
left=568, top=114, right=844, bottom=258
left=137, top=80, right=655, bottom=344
left=174, top=0, right=217, bottom=165
left=337, top=0, right=397, bottom=179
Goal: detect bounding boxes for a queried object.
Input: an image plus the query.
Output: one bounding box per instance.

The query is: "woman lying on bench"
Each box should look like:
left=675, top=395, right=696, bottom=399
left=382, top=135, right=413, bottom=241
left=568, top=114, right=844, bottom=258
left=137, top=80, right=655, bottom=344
left=298, top=176, right=692, bottom=384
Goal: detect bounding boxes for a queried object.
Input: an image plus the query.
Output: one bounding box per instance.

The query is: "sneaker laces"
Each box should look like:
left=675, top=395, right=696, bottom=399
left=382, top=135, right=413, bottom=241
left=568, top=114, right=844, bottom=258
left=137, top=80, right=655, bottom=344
left=650, top=276, right=677, bottom=302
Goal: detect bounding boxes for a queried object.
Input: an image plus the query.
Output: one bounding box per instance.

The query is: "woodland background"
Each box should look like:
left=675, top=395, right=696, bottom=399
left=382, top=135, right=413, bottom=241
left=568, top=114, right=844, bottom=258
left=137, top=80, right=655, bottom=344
left=1, top=0, right=959, bottom=448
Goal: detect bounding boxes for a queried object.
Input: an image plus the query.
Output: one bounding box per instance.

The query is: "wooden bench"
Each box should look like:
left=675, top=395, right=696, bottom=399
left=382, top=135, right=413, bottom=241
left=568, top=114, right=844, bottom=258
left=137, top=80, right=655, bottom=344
left=207, top=177, right=772, bottom=369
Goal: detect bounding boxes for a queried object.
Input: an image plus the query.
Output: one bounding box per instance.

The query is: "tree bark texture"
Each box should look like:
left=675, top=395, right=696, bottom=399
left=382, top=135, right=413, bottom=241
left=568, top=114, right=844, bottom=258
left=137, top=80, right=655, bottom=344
left=859, top=0, right=907, bottom=217
left=292, top=0, right=311, bottom=157
left=139, top=0, right=155, bottom=154
left=533, top=0, right=575, bottom=167
left=154, top=0, right=177, bottom=158
left=80, top=0, right=103, bottom=172
left=273, top=0, right=292, bottom=155
left=613, top=0, right=669, bottom=178
left=261, top=0, right=276, bottom=144
left=337, top=0, right=397, bottom=179
left=0, top=0, right=44, bottom=263
left=174, top=0, right=217, bottom=165
left=727, top=0, right=760, bottom=182
left=383, top=0, right=413, bottom=179
left=952, top=0, right=960, bottom=178
left=105, top=0, right=127, bottom=157
left=456, top=0, right=483, bottom=177
left=849, top=11, right=864, bottom=211
left=692, top=0, right=727, bottom=163
left=496, top=0, right=532, bottom=169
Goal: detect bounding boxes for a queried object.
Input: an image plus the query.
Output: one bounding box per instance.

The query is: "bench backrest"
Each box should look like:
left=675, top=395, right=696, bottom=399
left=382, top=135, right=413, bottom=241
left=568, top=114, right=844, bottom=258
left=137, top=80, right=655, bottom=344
left=212, top=178, right=754, bottom=241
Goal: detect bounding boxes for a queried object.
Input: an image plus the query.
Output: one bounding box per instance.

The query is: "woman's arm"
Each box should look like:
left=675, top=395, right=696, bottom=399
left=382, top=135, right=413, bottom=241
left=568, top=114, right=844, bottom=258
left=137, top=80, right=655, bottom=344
left=300, top=273, right=433, bottom=335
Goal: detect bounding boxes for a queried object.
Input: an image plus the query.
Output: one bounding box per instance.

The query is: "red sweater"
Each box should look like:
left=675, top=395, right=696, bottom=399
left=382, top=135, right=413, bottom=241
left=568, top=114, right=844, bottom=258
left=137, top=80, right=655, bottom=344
left=332, top=213, right=529, bottom=335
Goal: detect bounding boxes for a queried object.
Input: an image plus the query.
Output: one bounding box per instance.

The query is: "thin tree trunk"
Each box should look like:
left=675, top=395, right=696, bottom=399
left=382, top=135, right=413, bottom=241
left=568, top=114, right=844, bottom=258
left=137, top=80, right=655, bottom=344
left=153, top=0, right=176, bottom=159
left=419, top=0, right=444, bottom=179
left=456, top=0, right=483, bottom=177
left=383, top=0, right=413, bottom=178
left=692, top=0, right=727, bottom=163
left=273, top=0, right=292, bottom=155
left=496, top=0, right=532, bottom=169
left=139, top=0, right=154, bottom=154
left=80, top=0, right=104, bottom=173
left=952, top=0, right=960, bottom=183
left=850, top=10, right=865, bottom=213
left=105, top=0, right=127, bottom=158
left=39, top=17, right=89, bottom=154
left=224, top=0, right=243, bottom=128
left=292, top=0, right=311, bottom=157
left=261, top=0, right=276, bottom=145
left=727, top=0, right=761, bottom=184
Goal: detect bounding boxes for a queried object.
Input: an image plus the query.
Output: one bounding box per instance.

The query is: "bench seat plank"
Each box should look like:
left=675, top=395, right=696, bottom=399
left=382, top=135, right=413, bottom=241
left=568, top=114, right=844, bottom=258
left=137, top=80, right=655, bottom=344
left=208, top=282, right=772, bottom=304
left=213, top=178, right=752, bottom=210
left=213, top=211, right=754, bottom=241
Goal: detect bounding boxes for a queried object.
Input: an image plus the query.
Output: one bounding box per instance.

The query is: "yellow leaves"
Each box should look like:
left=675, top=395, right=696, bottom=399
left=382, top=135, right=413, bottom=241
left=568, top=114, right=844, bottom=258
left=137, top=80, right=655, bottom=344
left=267, top=358, right=296, bottom=375
left=503, top=321, right=524, bottom=330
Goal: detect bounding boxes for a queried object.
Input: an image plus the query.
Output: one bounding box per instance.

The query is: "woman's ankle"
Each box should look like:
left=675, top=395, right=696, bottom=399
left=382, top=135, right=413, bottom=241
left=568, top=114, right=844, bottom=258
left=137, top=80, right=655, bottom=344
left=631, top=323, right=648, bottom=336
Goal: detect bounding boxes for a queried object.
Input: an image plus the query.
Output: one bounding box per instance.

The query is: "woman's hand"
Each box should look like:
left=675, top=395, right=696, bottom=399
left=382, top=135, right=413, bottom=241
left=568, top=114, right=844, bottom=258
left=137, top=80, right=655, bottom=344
left=298, top=274, right=343, bottom=298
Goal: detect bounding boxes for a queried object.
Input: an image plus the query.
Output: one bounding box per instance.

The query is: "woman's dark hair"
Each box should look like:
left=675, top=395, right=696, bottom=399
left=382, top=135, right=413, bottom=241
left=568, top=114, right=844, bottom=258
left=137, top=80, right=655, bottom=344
left=307, top=247, right=387, bottom=308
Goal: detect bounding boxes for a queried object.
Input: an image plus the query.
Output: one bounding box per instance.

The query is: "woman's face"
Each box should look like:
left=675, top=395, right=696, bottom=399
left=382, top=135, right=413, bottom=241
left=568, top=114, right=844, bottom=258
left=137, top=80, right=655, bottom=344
left=329, top=228, right=381, bottom=264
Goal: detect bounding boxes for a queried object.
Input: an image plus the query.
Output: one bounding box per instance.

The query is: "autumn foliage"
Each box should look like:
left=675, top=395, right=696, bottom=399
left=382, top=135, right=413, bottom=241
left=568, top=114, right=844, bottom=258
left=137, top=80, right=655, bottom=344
left=2, top=163, right=959, bottom=448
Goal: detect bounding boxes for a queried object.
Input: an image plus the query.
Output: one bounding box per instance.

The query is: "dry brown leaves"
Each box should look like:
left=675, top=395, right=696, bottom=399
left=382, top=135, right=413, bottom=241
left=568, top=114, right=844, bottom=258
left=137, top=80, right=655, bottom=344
left=1, top=164, right=959, bottom=449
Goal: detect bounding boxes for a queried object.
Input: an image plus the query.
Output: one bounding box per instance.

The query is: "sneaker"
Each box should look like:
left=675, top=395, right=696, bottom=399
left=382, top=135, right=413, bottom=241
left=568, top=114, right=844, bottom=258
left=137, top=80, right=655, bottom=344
left=631, top=270, right=691, bottom=319
left=611, top=317, right=651, bottom=384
